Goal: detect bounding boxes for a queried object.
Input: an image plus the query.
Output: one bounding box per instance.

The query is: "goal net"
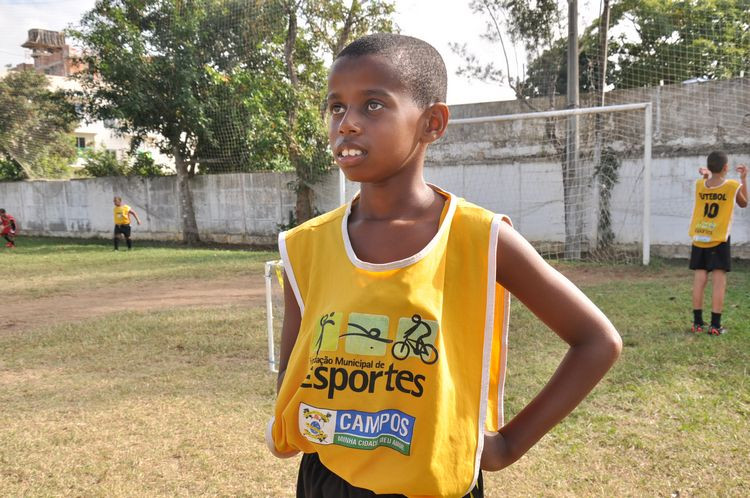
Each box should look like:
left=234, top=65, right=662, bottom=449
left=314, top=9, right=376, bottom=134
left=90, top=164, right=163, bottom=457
left=430, top=103, right=653, bottom=265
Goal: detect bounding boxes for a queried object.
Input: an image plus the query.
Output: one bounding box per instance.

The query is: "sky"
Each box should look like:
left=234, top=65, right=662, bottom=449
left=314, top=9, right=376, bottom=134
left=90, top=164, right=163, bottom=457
left=0, top=0, right=598, bottom=105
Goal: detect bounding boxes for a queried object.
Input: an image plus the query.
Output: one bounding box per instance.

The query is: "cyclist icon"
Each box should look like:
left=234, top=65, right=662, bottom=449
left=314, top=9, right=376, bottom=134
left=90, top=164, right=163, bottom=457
left=392, top=314, right=438, bottom=364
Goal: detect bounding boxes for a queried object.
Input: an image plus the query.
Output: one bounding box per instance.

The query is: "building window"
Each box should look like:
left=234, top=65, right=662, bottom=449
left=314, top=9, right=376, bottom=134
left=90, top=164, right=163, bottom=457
left=75, top=137, right=86, bottom=148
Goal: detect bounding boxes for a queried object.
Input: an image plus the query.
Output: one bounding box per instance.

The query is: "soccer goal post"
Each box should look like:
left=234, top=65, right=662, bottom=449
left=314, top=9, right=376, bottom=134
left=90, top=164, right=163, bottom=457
left=265, top=259, right=285, bottom=373
left=447, top=102, right=653, bottom=265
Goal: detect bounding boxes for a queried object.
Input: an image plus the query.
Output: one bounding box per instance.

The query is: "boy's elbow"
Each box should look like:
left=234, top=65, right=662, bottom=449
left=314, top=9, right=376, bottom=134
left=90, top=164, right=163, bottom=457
left=596, top=325, right=622, bottom=365
left=609, top=330, right=623, bottom=362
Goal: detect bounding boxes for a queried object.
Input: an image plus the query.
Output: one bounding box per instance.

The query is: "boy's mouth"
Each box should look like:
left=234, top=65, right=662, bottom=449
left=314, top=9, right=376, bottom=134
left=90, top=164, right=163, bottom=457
left=336, top=145, right=367, bottom=166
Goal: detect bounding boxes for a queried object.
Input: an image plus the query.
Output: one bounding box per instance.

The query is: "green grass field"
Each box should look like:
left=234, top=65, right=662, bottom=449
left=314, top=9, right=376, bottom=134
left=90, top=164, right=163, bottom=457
left=1, top=238, right=748, bottom=496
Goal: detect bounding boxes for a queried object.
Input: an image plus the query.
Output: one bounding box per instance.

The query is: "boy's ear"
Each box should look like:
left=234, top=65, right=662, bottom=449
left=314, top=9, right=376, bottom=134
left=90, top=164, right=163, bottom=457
left=421, top=102, right=450, bottom=144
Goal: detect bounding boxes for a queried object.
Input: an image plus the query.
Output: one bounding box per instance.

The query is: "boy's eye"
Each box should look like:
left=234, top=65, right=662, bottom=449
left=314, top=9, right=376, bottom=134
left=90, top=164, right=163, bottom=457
left=367, top=101, right=384, bottom=112
left=329, top=104, right=345, bottom=115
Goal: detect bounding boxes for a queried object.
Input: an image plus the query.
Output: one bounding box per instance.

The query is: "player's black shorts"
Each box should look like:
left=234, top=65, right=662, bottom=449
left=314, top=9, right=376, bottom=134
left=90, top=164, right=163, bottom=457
left=296, top=452, right=483, bottom=497
left=689, top=238, right=731, bottom=272
left=114, top=224, right=131, bottom=238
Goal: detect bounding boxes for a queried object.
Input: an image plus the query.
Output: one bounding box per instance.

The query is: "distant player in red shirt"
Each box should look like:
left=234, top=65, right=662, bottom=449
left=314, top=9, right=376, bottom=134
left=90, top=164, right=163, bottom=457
left=0, top=209, right=17, bottom=248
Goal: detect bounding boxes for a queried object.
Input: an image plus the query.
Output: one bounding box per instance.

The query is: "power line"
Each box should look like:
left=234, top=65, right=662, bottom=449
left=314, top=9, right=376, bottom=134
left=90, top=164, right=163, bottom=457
left=0, top=0, right=83, bottom=5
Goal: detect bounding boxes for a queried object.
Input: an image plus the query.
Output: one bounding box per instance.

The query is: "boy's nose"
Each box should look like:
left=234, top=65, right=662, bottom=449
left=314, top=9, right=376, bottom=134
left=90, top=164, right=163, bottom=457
left=338, top=110, right=362, bottom=135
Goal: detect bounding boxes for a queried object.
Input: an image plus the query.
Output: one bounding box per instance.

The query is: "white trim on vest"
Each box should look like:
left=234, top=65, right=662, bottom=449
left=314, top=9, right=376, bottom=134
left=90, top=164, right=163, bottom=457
left=466, top=213, right=505, bottom=495
left=279, top=230, right=305, bottom=314
left=496, top=216, right=513, bottom=427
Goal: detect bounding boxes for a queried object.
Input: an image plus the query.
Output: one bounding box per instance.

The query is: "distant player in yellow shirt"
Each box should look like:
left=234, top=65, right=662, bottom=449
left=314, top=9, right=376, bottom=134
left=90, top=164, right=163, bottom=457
left=688, top=151, right=747, bottom=335
left=267, top=33, right=622, bottom=497
left=113, top=196, right=141, bottom=251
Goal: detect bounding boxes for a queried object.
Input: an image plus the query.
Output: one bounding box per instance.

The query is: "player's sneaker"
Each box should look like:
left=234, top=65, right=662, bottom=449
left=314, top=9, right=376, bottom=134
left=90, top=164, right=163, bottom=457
left=691, top=323, right=704, bottom=334
left=708, top=326, right=726, bottom=336
left=5, top=242, right=14, bottom=248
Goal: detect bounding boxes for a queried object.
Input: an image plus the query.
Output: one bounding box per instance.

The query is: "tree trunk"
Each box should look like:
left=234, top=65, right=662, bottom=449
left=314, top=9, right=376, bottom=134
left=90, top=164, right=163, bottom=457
left=174, top=146, right=200, bottom=245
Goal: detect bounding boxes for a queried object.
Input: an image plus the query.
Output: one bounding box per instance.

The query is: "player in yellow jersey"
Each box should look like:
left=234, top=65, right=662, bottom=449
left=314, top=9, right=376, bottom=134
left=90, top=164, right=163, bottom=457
left=688, top=151, right=747, bottom=335
left=113, top=196, right=141, bottom=251
left=268, top=34, right=621, bottom=497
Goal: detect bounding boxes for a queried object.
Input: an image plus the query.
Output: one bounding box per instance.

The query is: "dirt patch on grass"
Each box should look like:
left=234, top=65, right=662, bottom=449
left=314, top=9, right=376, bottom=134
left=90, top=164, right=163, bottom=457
left=4, top=275, right=266, bottom=333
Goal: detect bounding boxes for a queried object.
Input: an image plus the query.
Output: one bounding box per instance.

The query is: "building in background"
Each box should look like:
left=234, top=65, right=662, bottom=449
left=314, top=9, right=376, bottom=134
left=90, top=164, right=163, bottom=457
left=19, top=28, right=85, bottom=77
left=5, top=28, right=173, bottom=172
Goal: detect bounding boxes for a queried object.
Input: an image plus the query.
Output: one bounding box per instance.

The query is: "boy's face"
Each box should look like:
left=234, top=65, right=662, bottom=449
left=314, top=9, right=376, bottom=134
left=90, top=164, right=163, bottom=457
left=326, top=55, right=428, bottom=183
left=113, top=198, right=121, bottom=206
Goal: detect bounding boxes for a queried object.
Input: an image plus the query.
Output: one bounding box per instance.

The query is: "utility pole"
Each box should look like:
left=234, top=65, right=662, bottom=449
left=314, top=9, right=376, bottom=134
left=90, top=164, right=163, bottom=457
left=564, top=0, right=581, bottom=258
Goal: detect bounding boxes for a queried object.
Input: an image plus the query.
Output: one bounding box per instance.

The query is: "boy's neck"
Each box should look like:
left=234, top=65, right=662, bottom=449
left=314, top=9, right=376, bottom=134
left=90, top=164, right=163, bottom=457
left=355, top=172, right=439, bottom=221
left=707, top=171, right=727, bottom=186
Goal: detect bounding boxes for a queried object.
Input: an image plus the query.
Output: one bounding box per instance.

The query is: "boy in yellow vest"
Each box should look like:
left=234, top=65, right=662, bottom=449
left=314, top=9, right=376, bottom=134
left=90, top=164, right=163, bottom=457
left=688, top=151, right=747, bottom=335
left=113, top=196, right=141, bottom=251
left=267, top=34, right=622, bottom=497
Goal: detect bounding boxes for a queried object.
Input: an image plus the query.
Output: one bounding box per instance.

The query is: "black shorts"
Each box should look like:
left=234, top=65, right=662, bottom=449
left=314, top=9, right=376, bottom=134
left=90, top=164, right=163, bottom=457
left=114, top=224, right=132, bottom=237
left=689, top=239, right=731, bottom=272
left=296, top=452, right=484, bottom=498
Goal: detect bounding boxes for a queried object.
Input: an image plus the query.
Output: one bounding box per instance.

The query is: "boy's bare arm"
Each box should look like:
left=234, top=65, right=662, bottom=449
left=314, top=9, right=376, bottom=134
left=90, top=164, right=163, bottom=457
left=129, top=210, right=142, bottom=224
left=277, top=272, right=302, bottom=393
left=736, top=165, right=747, bottom=208
left=482, top=222, right=622, bottom=471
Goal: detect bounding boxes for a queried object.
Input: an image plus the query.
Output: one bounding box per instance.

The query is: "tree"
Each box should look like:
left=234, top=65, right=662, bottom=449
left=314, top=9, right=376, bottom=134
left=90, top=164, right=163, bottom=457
left=0, top=69, right=78, bottom=180
left=71, top=0, right=286, bottom=243
left=452, top=0, right=564, bottom=110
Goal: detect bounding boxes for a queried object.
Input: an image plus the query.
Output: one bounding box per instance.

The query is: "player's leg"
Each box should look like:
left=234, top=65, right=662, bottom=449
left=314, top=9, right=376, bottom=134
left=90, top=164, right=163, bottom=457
left=114, top=225, right=120, bottom=250
left=709, top=270, right=727, bottom=335
left=688, top=244, right=708, bottom=332
left=123, top=225, right=132, bottom=250
left=711, top=270, right=726, bottom=314
left=2, top=226, right=14, bottom=247
left=691, top=270, right=708, bottom=331
left=707, top=240, right=730, bottom=335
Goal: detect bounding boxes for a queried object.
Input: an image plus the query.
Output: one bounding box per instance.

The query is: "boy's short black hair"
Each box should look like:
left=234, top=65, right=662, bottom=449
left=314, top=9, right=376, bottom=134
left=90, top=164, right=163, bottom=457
left=0, top=209, right=5, bottom=214
left=335, top=33, right=447, bottom=109
left=707, top=151, right=728, bottom=173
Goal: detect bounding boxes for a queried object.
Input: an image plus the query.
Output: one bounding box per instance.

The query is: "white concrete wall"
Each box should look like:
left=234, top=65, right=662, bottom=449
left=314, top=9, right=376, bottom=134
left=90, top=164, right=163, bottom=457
left=2, top=158, right=748, bottom=255
left=3, top=77, right=748, bottom=256
left=1, top=172, right=297, bottom=245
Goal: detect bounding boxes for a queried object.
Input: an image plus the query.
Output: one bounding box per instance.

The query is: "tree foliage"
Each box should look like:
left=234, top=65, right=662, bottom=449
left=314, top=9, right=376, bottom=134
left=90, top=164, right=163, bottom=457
left=458, top=0, right=750, bottom=100
left=0, top=70, right=78, bottom=181
left=605, top=0, right=750, bottom=89
left=80, top=149, right=166, bottom=177
left=452, top=0, right=564, bottom=106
